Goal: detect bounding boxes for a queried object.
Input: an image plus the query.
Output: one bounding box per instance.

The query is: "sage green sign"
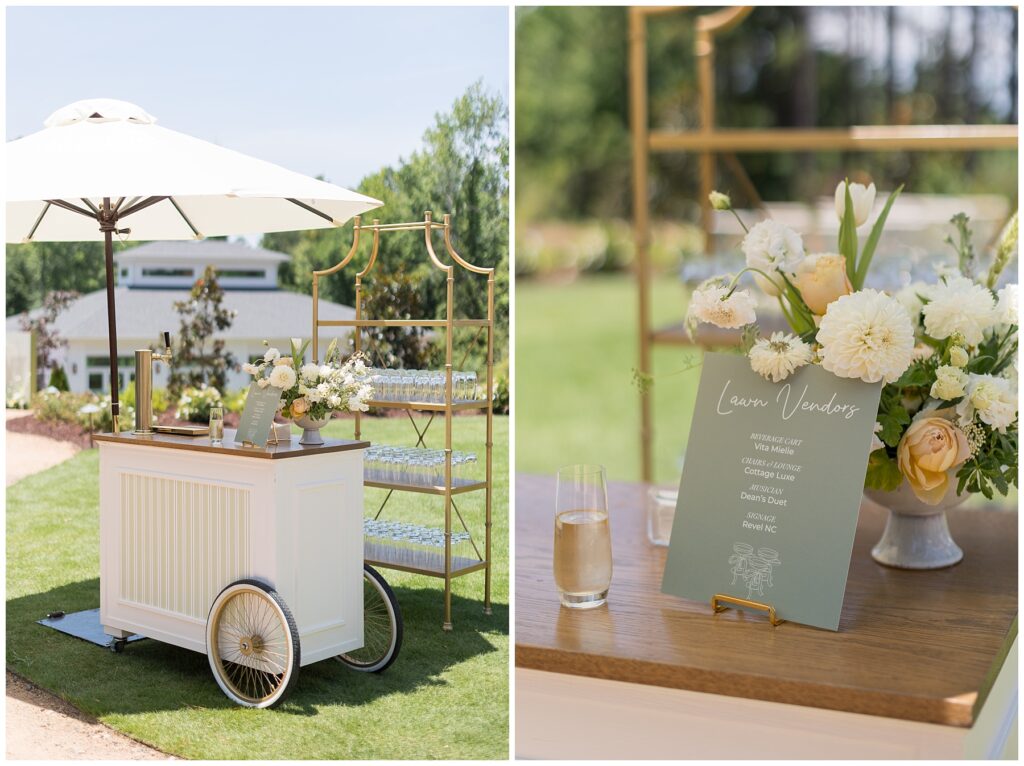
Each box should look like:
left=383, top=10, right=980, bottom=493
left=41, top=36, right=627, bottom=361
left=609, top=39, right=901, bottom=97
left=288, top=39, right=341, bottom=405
left=661, top=352, right=882, bottom=631
left=235, top=382, right=284, bottom=448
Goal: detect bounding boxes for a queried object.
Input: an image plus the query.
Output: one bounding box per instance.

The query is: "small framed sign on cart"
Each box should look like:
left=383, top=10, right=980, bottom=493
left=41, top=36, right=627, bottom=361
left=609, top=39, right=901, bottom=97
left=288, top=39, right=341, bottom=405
left=235, top=382, right=284, bottom=448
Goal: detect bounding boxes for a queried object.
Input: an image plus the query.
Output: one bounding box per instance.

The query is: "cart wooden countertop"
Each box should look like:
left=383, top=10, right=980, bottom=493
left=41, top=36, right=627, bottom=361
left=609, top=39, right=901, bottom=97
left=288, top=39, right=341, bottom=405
left=94, top=429, right=369, bottom=459
left=514, top=474, right=1018, bottom=728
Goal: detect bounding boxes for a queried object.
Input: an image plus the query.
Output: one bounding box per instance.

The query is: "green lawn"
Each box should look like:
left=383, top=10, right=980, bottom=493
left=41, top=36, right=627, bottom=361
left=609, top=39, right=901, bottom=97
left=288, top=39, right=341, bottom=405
left=516, top=273, right=703, bottom=485
left=7, top=416, right=508, bottom=760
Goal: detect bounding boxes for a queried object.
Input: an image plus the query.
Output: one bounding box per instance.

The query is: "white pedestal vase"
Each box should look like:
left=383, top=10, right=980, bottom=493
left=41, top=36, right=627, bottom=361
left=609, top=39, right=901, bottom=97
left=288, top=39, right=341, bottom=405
left=864, top=479, right=969, bottom=570
left=294, top=414, right=332, bottom=445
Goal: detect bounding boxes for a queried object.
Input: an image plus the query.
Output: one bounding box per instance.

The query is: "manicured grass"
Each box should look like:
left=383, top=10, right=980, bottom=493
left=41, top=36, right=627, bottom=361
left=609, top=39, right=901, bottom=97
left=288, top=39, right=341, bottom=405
left=516, top=273, right=703, bottom=485
left=7, top=416, right=508, bottom=760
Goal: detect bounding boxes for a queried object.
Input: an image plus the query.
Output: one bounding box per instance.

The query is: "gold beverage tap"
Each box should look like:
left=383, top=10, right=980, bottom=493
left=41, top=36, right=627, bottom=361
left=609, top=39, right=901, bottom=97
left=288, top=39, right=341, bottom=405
left=133, top=331, right=172, bottom=435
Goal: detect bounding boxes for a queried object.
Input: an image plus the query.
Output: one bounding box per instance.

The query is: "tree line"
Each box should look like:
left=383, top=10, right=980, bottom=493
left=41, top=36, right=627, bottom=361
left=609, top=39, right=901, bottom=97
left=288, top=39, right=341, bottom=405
left=516, top=6, right=1018, bottom=225
left=6, top=83, right=510, bottom=371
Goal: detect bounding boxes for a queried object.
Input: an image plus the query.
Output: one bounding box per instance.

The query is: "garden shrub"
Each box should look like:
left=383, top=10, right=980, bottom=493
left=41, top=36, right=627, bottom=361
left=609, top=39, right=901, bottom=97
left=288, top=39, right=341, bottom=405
left=48, top=366, right=70, bottom=392
left=175, top=385, right=223, bottom=423
left=222, top=388, right=249, bottom=414
left=492, top=358, right=510, bottom=415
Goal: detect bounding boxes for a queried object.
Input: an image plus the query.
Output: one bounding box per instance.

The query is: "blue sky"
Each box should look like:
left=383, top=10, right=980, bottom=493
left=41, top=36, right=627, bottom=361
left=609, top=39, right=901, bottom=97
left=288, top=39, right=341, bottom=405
left=6, top=6, right=509, bottom=189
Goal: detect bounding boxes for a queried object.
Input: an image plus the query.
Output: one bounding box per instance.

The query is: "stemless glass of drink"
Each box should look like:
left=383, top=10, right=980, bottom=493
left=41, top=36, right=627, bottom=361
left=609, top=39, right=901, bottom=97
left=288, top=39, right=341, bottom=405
left=209, top=406, right=224, bottom=445
left=554, top=464, right=612, bottom=609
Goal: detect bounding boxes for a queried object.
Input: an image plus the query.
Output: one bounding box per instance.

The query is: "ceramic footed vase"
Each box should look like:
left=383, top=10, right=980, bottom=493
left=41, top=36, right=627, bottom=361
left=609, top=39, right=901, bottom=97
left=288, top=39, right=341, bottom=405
left=294, top=414, right=332, bottom=445
left=864, top=479, right=969, bottom=570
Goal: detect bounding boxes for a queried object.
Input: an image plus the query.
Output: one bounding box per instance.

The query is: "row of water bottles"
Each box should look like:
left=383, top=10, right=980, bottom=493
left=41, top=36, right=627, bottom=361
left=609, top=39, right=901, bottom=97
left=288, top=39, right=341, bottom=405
left=367, top=368, right=479, bottom=403
left=364, top=445, right=477, bottom=486
left=363, top=518, right=474, bottom=567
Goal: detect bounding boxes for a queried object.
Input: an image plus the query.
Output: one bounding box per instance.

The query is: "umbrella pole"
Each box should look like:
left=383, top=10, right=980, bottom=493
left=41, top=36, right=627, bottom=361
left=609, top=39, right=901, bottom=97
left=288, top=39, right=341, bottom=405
left=101, top=198, right=120, bottom=434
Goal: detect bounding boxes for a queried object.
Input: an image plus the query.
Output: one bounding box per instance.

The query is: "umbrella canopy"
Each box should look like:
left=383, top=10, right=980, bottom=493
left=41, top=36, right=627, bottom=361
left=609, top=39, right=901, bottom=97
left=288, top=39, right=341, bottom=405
left=6, top=98, right=383, bottom=428
left=7, top=99, right=382, bottom=242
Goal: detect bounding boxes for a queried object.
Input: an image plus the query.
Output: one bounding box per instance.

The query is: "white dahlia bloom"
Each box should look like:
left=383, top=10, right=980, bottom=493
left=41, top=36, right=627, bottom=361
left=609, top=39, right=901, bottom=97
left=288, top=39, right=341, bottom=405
left=741, top=220, right=805, bottom=296
left=687, top=285, right=757, bottom=329
left=997, top=283, right=1018, bottom=326
left=816, top=289, right=916, bottom=383
left=956, top=373, right=1017, bottom=433
left=894, top=282, right=930, bottom=328
left=300, top=362, right=320, bottom=384
left=748, top=332, right=813, bottom=383
left=268, top=364, right=297, bottom=390
left=263, top=347, right=280, bottom=363
left=921, top=276, right=997, bottom=345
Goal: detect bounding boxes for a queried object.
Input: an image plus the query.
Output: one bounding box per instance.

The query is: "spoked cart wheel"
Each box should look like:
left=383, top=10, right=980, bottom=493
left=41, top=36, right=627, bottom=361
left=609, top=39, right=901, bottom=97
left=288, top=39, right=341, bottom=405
left=336, top=564, right=403, bottom=673
left=206, top=579, right=300, bottom=708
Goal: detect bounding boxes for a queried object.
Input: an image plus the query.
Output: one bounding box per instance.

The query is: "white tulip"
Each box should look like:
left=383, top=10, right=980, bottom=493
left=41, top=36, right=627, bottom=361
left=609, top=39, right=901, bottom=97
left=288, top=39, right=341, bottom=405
left=834, top=180, right=876, bottom=228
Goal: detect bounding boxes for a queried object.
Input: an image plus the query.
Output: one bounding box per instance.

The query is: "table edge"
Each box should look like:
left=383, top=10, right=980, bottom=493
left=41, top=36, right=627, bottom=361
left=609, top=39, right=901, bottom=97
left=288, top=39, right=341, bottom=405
left=93, top=432, right=369, bottom=459
left=514, top=642, right=977, bottom=728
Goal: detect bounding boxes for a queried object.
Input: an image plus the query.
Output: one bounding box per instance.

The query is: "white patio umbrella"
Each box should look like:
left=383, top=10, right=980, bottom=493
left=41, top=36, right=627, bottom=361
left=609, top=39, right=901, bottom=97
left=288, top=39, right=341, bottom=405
left=6, top=98, right=382, bottom=425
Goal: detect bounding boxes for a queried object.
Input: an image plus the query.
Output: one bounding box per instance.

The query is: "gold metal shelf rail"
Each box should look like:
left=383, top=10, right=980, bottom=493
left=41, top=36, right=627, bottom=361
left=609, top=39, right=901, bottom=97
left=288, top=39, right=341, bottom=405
left=312, top=211, right=495, bottom=631
left=630, top=5, right=1019, bottom=484
left=649, top=125, right=1019, bottom=153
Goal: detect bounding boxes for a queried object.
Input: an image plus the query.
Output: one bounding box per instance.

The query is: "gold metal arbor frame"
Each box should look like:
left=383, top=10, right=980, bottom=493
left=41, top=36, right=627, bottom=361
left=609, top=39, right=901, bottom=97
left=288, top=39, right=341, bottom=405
left=629, top=5, right=1019, bottom=484
left=312, top=213, right=495, bottom=631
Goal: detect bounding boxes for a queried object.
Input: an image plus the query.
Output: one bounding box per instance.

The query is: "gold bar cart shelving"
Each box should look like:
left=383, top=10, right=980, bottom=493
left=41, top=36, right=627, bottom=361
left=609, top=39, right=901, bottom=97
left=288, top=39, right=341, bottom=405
left=629, top=5, right=1020, bottom=484
left=313, top=212, right=495, bottom=630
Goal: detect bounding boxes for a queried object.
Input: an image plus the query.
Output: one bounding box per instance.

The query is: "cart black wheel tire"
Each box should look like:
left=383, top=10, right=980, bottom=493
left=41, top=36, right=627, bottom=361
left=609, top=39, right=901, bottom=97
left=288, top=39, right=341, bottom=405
left=336, top=564, right=403, bottom=673
left=206, top=578, right=300, bottom=708
left=110, top=638, right=126, bottom=654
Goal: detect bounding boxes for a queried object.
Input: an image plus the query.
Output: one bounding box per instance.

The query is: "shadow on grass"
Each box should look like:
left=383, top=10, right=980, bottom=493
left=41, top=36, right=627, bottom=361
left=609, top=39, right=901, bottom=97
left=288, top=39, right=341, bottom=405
left=8, top=576, right=508, bottom=718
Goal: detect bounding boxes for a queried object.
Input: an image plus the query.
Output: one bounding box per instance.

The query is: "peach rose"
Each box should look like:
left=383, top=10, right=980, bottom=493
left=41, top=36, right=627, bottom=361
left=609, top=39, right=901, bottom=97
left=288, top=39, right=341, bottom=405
left=896, top=416, right=970, bottom=504
left=290, top=397, right=309, bottom=416
left=794, top=253, right=853, bottom=315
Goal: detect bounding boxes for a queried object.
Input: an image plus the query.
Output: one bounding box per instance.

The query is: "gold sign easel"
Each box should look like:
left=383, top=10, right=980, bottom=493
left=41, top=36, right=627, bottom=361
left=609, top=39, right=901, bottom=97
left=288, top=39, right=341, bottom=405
left=711, top=594, right=785, bottom=627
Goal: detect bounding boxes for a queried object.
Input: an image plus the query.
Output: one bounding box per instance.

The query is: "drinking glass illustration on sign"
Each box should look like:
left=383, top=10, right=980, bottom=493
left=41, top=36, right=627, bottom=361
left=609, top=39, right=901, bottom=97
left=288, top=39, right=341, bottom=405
left=728, top=543, right=781, bottom=599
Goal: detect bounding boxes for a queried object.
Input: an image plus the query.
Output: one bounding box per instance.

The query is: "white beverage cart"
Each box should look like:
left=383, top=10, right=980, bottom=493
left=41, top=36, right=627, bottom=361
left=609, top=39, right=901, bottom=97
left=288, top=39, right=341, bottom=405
left=94, top=428, right=400, bottom=707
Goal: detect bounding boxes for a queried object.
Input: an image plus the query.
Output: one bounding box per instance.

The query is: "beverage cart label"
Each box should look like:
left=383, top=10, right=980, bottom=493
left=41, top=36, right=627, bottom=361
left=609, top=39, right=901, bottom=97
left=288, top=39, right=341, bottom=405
left=235, top=382, right=284, bottom=448
left=661, top=352, right=882, bottom=631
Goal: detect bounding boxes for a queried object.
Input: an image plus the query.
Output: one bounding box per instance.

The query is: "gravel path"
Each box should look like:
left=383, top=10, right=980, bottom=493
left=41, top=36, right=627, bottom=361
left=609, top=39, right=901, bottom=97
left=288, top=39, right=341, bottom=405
left=6, top=410, right=173, bottom=759
left=6, top=672, right=174, bottom=760
left=5, top=410, right=81, bottom=485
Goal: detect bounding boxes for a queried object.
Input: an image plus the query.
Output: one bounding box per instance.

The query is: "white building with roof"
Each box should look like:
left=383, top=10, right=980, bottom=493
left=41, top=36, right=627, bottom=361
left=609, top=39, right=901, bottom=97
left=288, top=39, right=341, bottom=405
left=6, top=239, right=354, bottom=395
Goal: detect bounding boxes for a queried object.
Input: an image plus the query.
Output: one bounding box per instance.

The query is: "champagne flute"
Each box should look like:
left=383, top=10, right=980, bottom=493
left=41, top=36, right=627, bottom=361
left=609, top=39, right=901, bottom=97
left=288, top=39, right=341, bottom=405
left=554, top=464, right=612, bottom=609
left=209, top=406, right=224, bottom=445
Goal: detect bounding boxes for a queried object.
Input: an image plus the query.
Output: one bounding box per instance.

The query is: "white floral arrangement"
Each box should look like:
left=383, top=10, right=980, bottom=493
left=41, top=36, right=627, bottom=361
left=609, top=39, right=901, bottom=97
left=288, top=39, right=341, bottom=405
left=243, top=337, right=372, bottom=422
left=690, top=182, right=1018, bottom=504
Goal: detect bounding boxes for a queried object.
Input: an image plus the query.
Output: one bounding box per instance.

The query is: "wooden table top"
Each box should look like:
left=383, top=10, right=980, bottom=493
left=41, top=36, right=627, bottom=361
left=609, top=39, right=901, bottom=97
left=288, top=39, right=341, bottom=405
left=94, top=429, right=369, bottom=460
left=515, top=474, right=1018, bottom=727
